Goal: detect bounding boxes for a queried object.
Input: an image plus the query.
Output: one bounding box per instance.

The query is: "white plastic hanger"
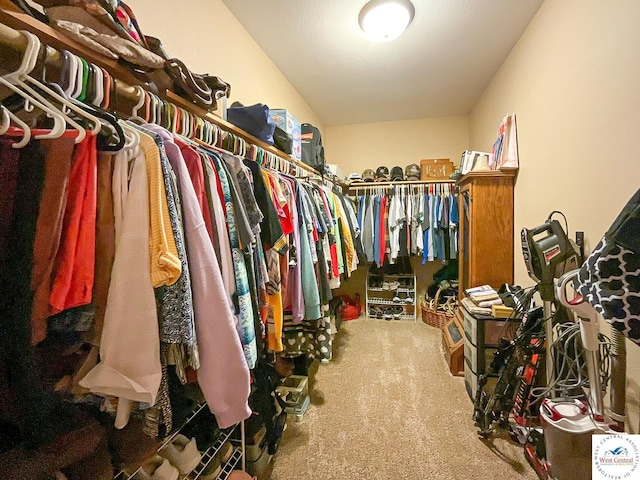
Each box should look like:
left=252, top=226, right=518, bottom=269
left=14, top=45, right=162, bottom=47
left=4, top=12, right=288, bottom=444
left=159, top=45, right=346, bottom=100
left=0, top=106, right=10, bottom=135
left=0, top=33, right=67, bottom=140
left=130, top=85, right=146, bottom=121
left=63, top=51, right=79, bottom=98
left=119, top=120, right=141, bottom=161
left=91, top=64, right=104, bottom=107
left=7, top=32, right=100, bottom=142
left=5, top=108, right=32, bottom=148
left=21, top=33, right=101, bottom=136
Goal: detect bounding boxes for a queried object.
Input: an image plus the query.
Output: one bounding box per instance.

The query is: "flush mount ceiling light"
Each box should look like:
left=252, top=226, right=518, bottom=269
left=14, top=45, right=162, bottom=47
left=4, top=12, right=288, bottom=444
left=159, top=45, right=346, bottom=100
left=358, top=0, right=415, bottom=42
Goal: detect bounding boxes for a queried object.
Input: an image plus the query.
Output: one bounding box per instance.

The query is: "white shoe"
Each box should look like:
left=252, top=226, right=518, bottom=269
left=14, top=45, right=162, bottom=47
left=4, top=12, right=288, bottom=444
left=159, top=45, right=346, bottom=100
left=158, top=434, right=202, bottom=475
left=136, top=455, right=179, bottom=480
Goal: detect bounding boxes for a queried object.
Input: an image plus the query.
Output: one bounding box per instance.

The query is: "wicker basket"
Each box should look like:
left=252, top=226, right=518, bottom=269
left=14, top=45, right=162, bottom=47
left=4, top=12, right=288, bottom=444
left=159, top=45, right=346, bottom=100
left=421, top=288, right=456, bottom=329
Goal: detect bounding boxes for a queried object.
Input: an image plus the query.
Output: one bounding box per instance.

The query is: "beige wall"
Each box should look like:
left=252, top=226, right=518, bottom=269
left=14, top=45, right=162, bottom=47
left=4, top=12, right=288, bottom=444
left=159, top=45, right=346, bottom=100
left=469, top=0, right=640, bottom=432
left=127, top=0, right=324, bottom=131
left=325, top=116, right=469, bottom=176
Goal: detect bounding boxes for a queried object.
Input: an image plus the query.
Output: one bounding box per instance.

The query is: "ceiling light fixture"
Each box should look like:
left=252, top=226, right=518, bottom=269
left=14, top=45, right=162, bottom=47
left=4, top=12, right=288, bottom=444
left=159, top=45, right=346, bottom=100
left=358, top=0, right=415, bottom=43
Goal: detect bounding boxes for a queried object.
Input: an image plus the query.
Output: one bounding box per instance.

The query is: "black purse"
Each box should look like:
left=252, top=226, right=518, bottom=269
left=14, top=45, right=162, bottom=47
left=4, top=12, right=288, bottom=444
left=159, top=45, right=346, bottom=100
left=273, top=126, right=292, bottom=155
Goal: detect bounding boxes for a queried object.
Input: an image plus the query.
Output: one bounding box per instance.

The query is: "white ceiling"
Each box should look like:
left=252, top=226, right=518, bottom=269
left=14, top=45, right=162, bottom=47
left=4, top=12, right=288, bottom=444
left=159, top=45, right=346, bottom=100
left=221, top=0, right=544, bottom=126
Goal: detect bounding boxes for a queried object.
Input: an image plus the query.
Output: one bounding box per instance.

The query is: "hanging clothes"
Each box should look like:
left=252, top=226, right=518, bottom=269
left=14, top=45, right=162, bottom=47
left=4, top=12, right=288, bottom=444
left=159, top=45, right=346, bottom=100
left=79, top=143, right=162, bottom=420
left=154, top=130, right=251, bottom=428
left=49, top=135, right=98, bottom=315
left=354, top=183, right=457, bottom=265
left=209, top=152, right=258, bottom=369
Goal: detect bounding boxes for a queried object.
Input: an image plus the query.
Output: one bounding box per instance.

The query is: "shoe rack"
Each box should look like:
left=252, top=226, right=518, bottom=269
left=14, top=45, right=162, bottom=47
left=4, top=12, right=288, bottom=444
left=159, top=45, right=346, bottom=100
left=365, top=267, right=417, bottom=321
left=114, top=403, right=244, bottom=480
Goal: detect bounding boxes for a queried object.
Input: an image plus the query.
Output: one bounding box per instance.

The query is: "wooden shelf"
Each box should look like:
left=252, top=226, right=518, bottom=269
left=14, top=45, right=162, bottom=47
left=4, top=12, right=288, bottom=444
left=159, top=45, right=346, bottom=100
left=456, top=169, right=518, bottom=187
left=0, top=10, right=332, bottom=182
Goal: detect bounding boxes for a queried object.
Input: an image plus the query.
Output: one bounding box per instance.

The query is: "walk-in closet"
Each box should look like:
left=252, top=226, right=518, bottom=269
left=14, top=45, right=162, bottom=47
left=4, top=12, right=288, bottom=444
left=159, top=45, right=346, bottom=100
left=0, top=1, right=639, bottom=479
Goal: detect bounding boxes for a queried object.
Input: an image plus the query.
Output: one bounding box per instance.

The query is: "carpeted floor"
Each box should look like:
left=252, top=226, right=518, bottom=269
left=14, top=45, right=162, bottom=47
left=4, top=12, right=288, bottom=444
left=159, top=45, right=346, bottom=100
left=269, top=316, right=538, bottom=480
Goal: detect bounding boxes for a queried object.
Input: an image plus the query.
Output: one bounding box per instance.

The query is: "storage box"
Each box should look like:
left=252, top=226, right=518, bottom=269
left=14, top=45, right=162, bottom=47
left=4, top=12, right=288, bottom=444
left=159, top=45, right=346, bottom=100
left=420, top=158, right=453, bottom=180
left=276, top=375, right=308, bottom=406
left=464, top=357, right=498, bottom=400
left=269, top=109, right=301, bottom=161
left=326, top=163, right=344, bottom=180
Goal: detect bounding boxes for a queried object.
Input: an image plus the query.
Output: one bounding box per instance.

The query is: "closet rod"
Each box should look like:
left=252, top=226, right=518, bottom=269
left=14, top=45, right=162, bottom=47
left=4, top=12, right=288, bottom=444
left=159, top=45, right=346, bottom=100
left=348, top=179, right=455, bottom=189
left=0, top=18, right=331, bottom=183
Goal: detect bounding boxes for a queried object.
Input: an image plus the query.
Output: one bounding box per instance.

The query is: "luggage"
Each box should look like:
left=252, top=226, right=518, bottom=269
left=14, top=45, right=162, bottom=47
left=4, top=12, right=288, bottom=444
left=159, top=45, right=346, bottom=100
left=227, top=103, right=276, bottom=145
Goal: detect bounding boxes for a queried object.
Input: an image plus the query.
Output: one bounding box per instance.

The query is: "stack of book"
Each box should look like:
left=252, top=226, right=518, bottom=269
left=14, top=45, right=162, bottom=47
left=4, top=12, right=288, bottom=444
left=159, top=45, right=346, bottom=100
left=462, top=285, right=513, bottom=317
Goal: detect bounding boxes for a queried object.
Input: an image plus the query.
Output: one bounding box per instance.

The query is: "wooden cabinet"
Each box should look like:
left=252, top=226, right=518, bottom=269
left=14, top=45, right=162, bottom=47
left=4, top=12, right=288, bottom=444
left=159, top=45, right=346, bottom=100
left=457, top=171, right=516, bottom=298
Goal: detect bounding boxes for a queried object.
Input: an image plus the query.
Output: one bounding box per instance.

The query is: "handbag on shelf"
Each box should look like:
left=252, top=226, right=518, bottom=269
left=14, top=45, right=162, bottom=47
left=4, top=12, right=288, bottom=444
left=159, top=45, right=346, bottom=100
left=227, top=102, right=276, bottom=145
left=164, top=58, right=213, bottom=110
left=273, top=125, right=293, bottom=154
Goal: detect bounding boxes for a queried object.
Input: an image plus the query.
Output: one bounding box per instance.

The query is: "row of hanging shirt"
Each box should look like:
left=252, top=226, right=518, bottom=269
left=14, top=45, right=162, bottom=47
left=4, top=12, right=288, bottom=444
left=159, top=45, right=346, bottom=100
left=0, top=30, right=362, bottom=448
left=0, top=116, right=361, bottom=440
left=354, top=183, right=459, bottom=266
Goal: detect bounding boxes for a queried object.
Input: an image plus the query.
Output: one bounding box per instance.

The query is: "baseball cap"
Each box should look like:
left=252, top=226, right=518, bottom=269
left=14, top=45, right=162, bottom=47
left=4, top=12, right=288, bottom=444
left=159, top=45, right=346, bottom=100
left=390, top=166, right=404, bottom=181
left=362, top=169, right=375, bottom=182
left=375, top=166, right=389, bottom=181
left=405, top=163, right=421, bottom=180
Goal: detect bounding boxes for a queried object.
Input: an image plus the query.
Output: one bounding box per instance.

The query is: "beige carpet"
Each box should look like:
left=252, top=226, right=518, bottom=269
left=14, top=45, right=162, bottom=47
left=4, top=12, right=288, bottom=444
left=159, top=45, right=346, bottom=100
left=269, top=317, right=538, bottom=480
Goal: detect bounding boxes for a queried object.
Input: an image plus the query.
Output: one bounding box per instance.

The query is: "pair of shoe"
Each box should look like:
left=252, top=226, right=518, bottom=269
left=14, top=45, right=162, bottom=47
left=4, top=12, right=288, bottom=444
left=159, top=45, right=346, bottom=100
left=199, top=441, right=234, bottom=479
left=383, top=306, right=404, bottom=320
left=138, top=435, right=201, bottom=480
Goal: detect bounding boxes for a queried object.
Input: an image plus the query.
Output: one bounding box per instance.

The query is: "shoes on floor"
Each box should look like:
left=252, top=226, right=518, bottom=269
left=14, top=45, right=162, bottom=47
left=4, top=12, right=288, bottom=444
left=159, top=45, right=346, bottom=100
left=137, top=455, right=179, bottom=480
left=375, top=308, right=384, bottom=319
left=199, top=457, right=222, bottom=480
left=217, top=441, right=234, bottom=464
left=158, top=434, right=201, bottom=475
left=384, top=307, right=394, bottom=320
left=393, top=306, right=403, bottom=320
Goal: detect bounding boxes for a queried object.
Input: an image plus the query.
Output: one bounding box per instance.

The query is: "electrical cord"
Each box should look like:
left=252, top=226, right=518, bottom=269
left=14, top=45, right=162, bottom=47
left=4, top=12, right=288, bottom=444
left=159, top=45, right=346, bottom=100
left=547, top=210, right=569, bottom=237
left=529, top=321, right=611, bottom=405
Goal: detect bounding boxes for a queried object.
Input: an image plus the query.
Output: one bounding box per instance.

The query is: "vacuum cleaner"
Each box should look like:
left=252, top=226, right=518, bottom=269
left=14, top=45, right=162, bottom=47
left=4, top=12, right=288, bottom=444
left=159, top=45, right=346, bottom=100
left=520, top=213, right=627, bottom=480
left=521, top=213, right=580, bottom=390
left=536, top=270, right=612, bottom=480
